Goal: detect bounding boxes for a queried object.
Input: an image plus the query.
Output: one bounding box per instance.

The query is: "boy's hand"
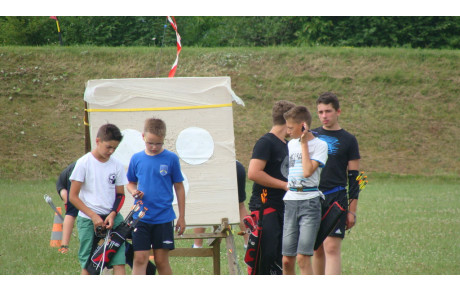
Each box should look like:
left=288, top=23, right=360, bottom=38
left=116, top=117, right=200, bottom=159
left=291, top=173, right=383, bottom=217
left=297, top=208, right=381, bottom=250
left=302, top=122, right=309, bottom=133
left=346, top=211, right=356, bottom=230
left=90, top=214, right=104, bottom=231
left=175, top=216, right=186, bottom=236
left=283, top=182, right=289, bottom=192
left=301, top=122, right=313, bottom=143
left=104, top=211, right=117, bottom=229
left=300, top=122, right=309, bottom=141
left=132, top=190, right=144, bottom=200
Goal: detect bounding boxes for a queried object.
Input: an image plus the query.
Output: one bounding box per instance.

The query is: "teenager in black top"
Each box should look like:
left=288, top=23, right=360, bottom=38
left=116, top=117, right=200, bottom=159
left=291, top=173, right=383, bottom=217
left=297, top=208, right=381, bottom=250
left=312, top=92, right=361, bottom=275
left=247, top=100, right=295, bottom=275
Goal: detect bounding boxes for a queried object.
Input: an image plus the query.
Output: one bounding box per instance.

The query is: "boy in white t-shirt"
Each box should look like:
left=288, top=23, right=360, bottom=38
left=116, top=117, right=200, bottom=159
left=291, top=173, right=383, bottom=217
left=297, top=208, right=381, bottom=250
left=282, top=106, right=328, bottom=275
left=69, top=123, right=128, bottom=275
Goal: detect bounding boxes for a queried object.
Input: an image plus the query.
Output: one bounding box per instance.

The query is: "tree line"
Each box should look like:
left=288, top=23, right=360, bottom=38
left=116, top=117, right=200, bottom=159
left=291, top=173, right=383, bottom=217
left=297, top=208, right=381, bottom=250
left=1, top=16, right=459, bottom=49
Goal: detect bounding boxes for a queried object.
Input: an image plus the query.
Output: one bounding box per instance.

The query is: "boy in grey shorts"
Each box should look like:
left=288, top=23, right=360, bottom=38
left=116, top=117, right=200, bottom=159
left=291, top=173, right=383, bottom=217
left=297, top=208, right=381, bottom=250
left=282, top=106, right=328, bottom=275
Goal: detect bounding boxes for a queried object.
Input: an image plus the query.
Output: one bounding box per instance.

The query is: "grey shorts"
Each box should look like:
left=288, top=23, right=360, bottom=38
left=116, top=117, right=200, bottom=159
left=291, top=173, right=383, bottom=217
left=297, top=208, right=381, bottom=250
left=282, top=197, right=321, bottom=256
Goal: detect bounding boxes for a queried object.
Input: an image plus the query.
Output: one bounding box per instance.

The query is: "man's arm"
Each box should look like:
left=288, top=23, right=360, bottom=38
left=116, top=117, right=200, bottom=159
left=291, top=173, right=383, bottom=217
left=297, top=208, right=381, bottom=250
left=59, top=189, right=68, bottom=204
left=248, top=159, right=288, bottom=191
left=104, top=185, right=125, bottom=229
left=173, top=182, right=186, bottom=235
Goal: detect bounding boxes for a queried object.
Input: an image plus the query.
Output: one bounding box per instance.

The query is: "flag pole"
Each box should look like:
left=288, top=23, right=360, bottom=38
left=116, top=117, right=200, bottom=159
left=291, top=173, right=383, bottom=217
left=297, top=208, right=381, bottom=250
left=167, top=16, right=181, bottom=78
left=50, top=16, right=63, bottom=46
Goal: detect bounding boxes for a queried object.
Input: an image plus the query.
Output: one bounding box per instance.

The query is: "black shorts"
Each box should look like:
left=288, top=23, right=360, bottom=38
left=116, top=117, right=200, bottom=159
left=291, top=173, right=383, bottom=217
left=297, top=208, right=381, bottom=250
left=323, top=190, right=348, bottom=239
left=132, top=221, right=175, bottom=251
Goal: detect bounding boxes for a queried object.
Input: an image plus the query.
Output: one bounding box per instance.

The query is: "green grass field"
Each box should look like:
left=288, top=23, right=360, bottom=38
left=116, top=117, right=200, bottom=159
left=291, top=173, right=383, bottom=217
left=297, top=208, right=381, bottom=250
left=1, top=175, right=458, bottom=275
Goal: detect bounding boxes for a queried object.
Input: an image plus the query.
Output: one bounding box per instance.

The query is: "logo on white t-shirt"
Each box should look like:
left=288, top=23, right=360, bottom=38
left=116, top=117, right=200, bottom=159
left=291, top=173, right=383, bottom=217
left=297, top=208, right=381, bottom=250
left=108, top=173, right=116, bottom=185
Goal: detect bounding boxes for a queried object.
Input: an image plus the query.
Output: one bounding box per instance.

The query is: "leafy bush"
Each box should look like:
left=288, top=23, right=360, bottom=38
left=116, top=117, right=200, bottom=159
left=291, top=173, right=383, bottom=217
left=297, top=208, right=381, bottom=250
left=1, top=16, right=459, bottom=49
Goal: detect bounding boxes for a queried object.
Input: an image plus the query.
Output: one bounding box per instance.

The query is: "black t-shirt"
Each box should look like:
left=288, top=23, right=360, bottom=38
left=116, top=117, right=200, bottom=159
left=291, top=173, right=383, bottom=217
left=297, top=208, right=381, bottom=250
left=56, top=161, right=76, bottom=196
left=313, top=127, right=360, bottom=193
left=248, top=133, right=289, bottom=211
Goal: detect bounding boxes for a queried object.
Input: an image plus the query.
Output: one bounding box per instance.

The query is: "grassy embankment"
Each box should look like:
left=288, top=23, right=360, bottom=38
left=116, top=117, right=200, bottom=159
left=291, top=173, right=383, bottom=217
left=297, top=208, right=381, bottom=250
left=1, top=45, right=459, bottom=179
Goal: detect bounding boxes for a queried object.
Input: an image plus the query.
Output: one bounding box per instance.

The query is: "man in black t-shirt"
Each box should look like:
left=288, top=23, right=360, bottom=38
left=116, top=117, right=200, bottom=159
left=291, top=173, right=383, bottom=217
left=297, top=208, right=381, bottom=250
left=247, top=100, right=295, bottom=275
left=312, top=92, right=361, bottom=275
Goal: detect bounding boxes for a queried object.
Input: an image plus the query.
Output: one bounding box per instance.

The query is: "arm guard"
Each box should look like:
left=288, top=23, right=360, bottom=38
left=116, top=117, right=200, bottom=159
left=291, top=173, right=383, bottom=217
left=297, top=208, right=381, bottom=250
left=111, top=193, right=125, bottom=213
left=348, top=170, right=360, bottom=200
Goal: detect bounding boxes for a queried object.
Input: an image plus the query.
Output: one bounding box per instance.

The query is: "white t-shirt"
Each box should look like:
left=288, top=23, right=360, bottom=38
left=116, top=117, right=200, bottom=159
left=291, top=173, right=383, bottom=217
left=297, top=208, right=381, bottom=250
left=70, top=152, right=128, bottom=219
left=284, top=137, right=328, bottom=201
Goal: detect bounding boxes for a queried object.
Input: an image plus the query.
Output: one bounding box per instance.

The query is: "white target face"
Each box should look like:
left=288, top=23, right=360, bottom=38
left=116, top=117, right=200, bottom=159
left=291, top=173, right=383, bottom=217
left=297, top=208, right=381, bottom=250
left=112, top=129, right=145, bottom=168
left=176, top=127, right=214, bottom=165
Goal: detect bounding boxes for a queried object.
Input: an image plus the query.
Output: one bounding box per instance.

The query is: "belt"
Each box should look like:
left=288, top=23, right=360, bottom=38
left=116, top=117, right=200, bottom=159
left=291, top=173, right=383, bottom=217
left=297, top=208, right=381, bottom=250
left=322, top=186, right=346, bottom=195
left=289, top=187, right=319, bottom=192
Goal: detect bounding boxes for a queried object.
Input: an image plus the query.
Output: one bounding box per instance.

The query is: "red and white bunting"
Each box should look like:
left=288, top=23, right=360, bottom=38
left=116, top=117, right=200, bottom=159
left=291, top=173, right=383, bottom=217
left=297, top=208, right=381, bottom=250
left=167, top=16, right=182, bottom=78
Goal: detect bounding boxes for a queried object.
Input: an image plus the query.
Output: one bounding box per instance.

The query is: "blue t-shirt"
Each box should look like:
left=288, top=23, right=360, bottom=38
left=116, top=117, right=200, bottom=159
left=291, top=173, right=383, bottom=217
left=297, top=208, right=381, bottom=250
left=127, top=149, right=184, bottom=224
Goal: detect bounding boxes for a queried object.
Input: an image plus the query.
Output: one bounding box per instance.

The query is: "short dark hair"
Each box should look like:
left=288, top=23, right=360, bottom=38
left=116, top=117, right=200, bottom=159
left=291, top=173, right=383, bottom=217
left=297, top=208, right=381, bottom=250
left=283, top=105, right=312, bottom=127
left=144, top=117, right=166, bottom=137
left=316, top=92, right=340, bottom=111
left=97, top=123, right=123, bottom=142
left=272, top=100, right=296, bottom=125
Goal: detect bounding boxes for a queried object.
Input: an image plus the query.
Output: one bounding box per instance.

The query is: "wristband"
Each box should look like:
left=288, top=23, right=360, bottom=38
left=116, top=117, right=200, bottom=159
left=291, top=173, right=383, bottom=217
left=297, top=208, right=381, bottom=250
left=111, top=193, right=125, bottom=213
left=348, top=170, right=360, bottom=200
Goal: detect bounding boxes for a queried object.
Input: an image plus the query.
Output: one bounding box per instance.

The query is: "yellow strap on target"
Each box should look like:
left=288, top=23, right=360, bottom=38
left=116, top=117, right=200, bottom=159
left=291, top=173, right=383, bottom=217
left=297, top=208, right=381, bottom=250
left=85, top=103, right=232, bottom=113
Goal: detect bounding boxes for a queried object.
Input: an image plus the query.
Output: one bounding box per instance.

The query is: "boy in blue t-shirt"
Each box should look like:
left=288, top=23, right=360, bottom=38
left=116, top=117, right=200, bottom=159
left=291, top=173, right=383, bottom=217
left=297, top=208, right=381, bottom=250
left=127, top=118, right=186, bottom=275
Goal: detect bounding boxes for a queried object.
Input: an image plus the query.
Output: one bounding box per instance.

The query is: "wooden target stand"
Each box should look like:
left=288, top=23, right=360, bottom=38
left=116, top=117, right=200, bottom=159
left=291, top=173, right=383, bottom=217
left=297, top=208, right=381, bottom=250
left=170, top=218, right=241, bottom=275
left=84, top=106, right=241, bottom=275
